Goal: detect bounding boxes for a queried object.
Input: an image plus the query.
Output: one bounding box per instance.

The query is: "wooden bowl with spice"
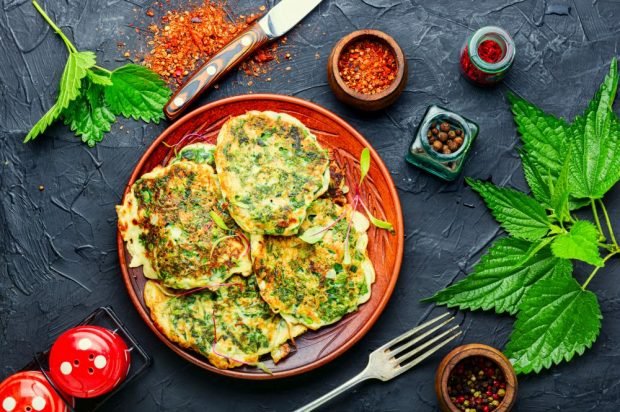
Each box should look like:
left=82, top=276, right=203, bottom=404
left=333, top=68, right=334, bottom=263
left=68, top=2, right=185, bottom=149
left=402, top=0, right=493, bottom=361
left=435, top=344, right=518, bottom=412
left=327, top=29, right=408, bottom=111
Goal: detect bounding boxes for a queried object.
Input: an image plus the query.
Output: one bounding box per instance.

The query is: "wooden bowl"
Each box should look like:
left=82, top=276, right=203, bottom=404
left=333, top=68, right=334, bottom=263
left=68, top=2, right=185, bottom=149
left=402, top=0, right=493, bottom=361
left=117, top=94, right=405, bottom=379
left=327, top=29, right=408, bottom=111
left=435, top=344, right=518, bottom=412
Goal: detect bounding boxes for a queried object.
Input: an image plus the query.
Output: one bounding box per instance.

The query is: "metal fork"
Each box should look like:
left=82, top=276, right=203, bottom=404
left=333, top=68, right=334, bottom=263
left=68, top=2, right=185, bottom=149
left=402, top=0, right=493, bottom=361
left=293, top=313, right=461, bottom=412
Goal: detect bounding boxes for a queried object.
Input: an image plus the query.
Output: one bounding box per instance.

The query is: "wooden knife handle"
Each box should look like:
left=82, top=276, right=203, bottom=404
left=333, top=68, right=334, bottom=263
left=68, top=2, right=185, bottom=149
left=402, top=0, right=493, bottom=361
left=164, top=23, right=270, bottom=121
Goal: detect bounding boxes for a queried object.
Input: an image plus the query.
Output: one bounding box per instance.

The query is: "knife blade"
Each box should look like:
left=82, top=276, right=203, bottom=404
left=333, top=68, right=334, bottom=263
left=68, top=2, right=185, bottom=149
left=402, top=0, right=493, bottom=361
left=164, top=0, right=324, bottom=120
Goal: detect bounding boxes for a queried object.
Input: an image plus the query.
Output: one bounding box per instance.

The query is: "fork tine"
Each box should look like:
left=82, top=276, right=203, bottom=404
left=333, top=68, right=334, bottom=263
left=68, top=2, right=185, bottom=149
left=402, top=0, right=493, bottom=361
left=388, top=317, right=455, bottom=358
left=393, top=330, right=462, bottom=378
left=379, top=313, right=451, bottom=351
left=393, top=325, right=460, bottom=364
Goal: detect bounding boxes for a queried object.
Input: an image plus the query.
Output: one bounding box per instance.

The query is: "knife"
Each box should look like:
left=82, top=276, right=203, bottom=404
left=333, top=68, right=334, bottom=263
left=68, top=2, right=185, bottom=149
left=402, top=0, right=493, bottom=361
left=164, top=0, right=323, bottom=120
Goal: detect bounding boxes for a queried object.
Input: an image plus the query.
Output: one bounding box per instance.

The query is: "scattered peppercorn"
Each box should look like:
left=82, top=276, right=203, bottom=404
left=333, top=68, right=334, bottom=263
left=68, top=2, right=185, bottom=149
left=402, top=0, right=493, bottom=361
left=427, top=121, right=464, bottom=155
left=337, top=38, right=398, bottom=95
left=447, top=356, right=507, bottom=412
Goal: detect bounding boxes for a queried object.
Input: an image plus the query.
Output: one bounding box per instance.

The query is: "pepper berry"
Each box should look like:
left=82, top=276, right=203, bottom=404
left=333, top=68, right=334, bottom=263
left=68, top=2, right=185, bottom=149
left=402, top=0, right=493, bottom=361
left=447, top=356, right=507, bottom=412
left=427, top=121, right=464, bottom=155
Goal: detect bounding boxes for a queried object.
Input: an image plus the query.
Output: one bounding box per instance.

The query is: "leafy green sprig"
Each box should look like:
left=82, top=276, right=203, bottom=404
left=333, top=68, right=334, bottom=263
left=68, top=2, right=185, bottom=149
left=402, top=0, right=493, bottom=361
left=426, top=58, right=620, bottom=374
left=299, top=148, right=393, bottom=263
left=26, top=1, right=171, bottom=146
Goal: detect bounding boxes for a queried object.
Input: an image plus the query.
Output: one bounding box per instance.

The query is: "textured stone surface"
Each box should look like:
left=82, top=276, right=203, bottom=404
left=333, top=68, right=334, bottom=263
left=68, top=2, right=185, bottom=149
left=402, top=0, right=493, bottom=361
left=2, top=0, right=620, bottom=410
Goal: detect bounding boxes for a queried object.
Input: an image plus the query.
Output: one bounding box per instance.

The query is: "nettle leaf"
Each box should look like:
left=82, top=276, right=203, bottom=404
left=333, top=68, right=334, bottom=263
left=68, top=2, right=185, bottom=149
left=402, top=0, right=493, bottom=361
left=425, top=237, right=571, bottom=314
left=508, top=93, right=569, bottom=176
left=551, top=221, right=603, bottom=267
left=87, top=69, right=113, bottom=86
left=104, top=64, right=171, bottom=122
left=505, top=275, right=602, bottom=374
left=549, top=152, right=571, bottom=222
left=467, top=178, right=551, bottom=241
left=24, top=51, right=96, bottom=142
left=520, top=151, right=552, bottom=208
left=62, top=81, right=116, bottom=147
left=568, top=59, right=620, bottom=199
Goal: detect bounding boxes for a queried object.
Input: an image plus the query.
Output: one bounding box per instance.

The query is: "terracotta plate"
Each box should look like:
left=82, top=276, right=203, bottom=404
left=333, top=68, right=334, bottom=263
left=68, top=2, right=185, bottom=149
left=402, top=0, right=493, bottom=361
left=117, top=94, right=404, bottom=379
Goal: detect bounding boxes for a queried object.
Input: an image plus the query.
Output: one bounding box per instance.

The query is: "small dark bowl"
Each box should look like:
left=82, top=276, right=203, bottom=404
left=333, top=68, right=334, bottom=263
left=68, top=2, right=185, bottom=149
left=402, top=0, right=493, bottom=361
left=435, top=344, right=518, bottom=412
left=327, top=29, right=408, bottom=111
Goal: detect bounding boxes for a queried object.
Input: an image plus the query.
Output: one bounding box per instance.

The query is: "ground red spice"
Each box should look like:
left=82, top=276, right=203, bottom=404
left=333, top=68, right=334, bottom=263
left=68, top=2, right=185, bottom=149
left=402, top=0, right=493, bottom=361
left=477, top=40, right=503, bottom=63
left=337, top=39, right=397, bottom=95
left=139, top=1, right=283, bottom=86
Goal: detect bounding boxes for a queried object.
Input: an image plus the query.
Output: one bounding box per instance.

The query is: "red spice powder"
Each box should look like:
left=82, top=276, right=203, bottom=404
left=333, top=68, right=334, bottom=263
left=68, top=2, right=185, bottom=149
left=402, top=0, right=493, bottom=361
left=337, top=39, right=398, bottom=95
left=477, top=40, right=503, bottom=63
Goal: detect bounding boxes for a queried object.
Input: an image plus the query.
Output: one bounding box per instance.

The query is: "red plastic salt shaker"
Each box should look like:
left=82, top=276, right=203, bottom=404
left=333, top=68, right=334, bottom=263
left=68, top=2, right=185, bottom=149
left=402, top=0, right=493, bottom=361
left=460, top=26, right=515, bottom=86
left=0, top=371, right=73, bottom=412
left=48, top=326, right=131, bottom=399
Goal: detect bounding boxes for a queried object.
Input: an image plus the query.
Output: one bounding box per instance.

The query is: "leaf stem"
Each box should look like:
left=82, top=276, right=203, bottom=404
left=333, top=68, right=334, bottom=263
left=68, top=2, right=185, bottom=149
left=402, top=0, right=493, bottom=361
left=582, top=250, right=619, bottom=290
left=32, top=0, right=77, bottom=54
left=591, top=199, right=606, bottom=242
left=598, top=199, right=618, bottom=248
left=93, top=65, right=112, bottom=75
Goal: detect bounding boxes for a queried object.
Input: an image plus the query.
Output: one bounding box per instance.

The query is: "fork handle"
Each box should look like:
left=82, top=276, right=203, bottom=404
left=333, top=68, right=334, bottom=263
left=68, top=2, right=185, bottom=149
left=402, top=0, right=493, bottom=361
left=293, top=368, right=374, bottom=412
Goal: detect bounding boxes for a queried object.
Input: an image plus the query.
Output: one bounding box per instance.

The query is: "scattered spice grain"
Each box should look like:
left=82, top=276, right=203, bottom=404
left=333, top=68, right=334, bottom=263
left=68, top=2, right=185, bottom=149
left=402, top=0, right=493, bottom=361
left=337, top=38, right=397, bottom=95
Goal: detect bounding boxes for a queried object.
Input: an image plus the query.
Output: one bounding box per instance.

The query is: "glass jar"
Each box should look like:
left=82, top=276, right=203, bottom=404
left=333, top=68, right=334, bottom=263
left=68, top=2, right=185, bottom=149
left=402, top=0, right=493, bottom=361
left=460, top=26, right=515, bottom=86
left=405, top=105, right=479, bottom=181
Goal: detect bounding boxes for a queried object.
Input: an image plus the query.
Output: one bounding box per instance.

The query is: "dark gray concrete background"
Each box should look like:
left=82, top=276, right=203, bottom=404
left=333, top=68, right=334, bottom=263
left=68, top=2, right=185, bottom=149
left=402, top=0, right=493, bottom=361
left=2, top=0, right=620, bottom=410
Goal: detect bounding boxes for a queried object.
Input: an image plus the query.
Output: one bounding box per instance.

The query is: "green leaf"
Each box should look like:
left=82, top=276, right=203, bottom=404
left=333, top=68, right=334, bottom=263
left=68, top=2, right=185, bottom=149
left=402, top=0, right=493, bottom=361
left=104, top=64, right=171, bottom=123
left=209, top=211, right=230, bottom=231
left=87, top=69, right=113, bottom=86
left=549, top=152, right=571, bottom=222
left=520, top=151, right=552, bottom=208
left=567, top=59, right=620, bottom=199
left=508, top=93, right=569, bottom=177
left=505, top=275, right=602, bottom=374
left=425, top=237, right=572, bottom=314
left=299, top=226, right=328, bottom=244
left=359, top=148, right=370, bottom=184
left=359, top=201, right=393, bottom=231
left=467, top=178, right=551, bottom=241
left=551, top=221, right=603, bottom=267
left=62, top=80, right=116, bottom=147
left=24, top=51, right=96, bottom=142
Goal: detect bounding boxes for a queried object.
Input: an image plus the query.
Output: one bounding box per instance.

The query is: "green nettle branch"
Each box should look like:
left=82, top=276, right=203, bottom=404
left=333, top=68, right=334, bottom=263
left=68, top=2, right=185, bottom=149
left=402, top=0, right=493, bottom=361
left=427, top=57, right=620, bottom=375
left=582, top=198, right=620, bottom=291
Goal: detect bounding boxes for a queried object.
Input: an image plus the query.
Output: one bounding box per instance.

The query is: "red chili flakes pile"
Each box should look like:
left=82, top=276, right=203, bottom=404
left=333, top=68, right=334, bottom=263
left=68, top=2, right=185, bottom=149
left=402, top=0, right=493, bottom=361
left=138, top=1, right=286, bottom=86
left=337, top=39, right=398, bottom=95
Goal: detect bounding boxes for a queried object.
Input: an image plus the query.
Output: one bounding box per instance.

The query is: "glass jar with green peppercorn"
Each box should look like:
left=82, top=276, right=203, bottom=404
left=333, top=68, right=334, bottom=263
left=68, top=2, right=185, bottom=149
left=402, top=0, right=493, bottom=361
left=406, top=105, right=479, bottom=181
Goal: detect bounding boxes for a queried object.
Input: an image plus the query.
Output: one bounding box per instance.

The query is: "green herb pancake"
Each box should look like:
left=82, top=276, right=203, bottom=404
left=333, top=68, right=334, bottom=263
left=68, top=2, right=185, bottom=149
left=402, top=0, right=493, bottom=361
left=251, top=199, right=375, bottom=330
left=117, top=144, right=251, bottom=290
left=215, top=111, right=330, bottom=236
left=144, top=276, right=306, bottom=369
left=172, top=142, right=216, bottom=166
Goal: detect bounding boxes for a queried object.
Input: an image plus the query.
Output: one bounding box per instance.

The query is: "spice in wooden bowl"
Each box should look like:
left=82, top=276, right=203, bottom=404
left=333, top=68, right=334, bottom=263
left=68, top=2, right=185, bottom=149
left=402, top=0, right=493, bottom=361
left=327, top=30, right=407, bottom=111
left=337, top=38, right=398, bottom=95
left=435, top=344, right=517, bottom=412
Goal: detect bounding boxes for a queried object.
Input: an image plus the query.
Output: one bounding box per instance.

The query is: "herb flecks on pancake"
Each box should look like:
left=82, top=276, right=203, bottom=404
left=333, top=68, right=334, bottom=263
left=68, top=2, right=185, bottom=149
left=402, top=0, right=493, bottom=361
left=117, top=144, right=251, bottom=290
left=252, top=199, right=375, bottom=330
left=215, top=111, right=330, bottom=236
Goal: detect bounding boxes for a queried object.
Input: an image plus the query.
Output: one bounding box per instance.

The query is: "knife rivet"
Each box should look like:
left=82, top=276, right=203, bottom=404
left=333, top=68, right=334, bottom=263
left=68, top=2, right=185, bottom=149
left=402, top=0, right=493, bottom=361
left=241, top=35, right=252, bottom=47
left=173, top=97, right=185, bottom=107
left=206, top=65, right=217, bottom=76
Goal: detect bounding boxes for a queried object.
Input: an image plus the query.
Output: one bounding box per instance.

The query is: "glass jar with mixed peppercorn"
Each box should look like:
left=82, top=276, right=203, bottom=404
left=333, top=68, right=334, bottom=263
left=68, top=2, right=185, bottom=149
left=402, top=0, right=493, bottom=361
left=460, top=26, right=515, bottom=86
left=406, top=105, right=479, bottom=181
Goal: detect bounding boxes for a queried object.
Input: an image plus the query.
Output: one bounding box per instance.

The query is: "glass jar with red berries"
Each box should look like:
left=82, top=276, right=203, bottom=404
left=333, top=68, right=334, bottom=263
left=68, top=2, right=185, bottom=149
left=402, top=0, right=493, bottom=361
left=460, top=26, right=515, bottom=86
